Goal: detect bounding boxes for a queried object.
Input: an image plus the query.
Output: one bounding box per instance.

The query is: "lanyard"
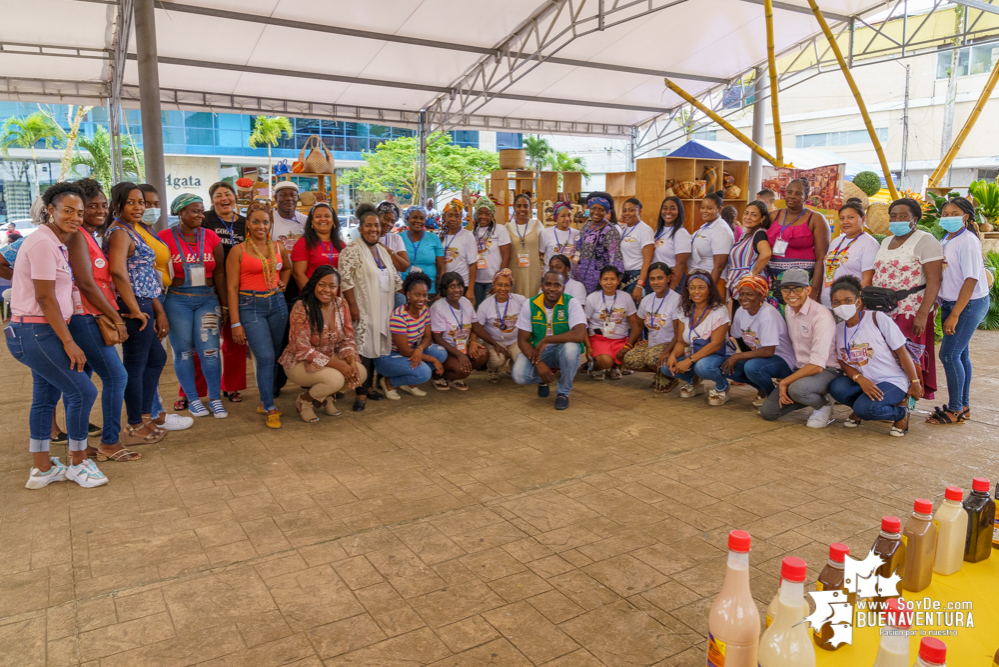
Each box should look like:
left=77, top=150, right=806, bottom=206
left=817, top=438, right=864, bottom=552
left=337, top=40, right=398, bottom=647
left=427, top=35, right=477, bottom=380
left=407, top=231, right=423, bottom=259
left=689, top=306, right=710, bottom=339
left=694, top=219, right=715, bottom=242
left=620, top=223, right=638, bottom=243
left=941, top=227, right=966, bottom=249
left=778, top=210, right=807, bottom=240
left=172, top=227, right=204, bottom=267
left=495, top=296, right=510, bottom=328
left=843, top=311, right=865, bottom=353
left=601, top=291, right=617, bottom=323
left=447, top=300, right=465, bottom=331
left=443, top=231, right=459, bottom=255
left=655, top=226, right=668, bottom=243
left=320, top=240, right=336, bottom=265
left=475, top=227, right=491, bottom=252
left=553, top=227, right=571, bottom=252
left=372, top=246, right=384, bottom=270
left=59, top=246, right=74, bottom=282
left=651, top=293, right=668, bottom=319
left=514, top=221, right=528, bottom=248
left=217, top=212, right=237, bottom=242
left=829, top=233, right=861, bottom=263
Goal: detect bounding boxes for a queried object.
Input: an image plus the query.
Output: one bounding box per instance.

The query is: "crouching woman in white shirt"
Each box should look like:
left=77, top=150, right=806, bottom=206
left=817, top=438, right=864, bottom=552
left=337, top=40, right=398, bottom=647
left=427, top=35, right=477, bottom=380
left=584, top=266, right=640, bottom=381
left=474, top=268, right=524, bottom=383
left=622, top=262, right=681, bottom=392
left=828, top=276, right=922, bottom=436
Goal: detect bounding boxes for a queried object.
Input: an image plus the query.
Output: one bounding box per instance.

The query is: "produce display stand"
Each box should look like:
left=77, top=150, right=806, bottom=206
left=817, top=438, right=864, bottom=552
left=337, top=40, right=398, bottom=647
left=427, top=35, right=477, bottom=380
left=635, top=156, right=749, bottom=233
left=489, top=170, right=583, bottom=224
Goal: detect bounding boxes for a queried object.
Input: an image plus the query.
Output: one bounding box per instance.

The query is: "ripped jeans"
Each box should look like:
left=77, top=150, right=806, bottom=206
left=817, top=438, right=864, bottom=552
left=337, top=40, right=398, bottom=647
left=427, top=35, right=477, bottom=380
left=164, top=285, right=223, bottom=401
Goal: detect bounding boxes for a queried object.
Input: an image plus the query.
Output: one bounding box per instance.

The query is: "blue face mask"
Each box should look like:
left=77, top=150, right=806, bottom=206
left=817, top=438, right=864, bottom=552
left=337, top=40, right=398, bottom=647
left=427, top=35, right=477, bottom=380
left=141, top=207, right=160, bottom=224
left=939, top=216, right=964, bottom=233
left=888, top=221, right=912, bottom=237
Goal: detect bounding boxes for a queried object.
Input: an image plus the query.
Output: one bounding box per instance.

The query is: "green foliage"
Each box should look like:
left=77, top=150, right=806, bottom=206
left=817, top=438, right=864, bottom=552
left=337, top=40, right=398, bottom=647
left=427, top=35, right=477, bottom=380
left=523, top=135, right=553, bottom=170
left=872, top=233, right=888, bottom=244
left=979, top=251, right=999, bottom=330
left=0, top=112, right=60, bottom=156
left=248, top=116, right=292, bottom=151
left=968, top=179, right=999, bottom=222
left=852, top=171, right=882, bottom=197
left=70, top=126, right=143, bottom=193
left=919, top=191, right=962, bottom=239
left=341, top=133, right=499, bottom=203
left=546, top=150, right=590, bottom=179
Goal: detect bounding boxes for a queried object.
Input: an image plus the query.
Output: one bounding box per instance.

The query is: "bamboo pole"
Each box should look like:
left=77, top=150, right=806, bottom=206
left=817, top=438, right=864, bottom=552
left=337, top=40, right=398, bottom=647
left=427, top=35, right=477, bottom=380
left=929, top=57, right=999, bottom=187
left=806, top=0, right=898, bottom=200
left=664, top=79, right=780, bottom=166
left=764, top=0, right=783, bottom=167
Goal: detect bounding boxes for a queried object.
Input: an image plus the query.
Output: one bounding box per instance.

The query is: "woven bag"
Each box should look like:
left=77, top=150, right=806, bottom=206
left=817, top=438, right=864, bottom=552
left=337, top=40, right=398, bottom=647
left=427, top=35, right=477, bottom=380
left=298, top=135, right=334, bottom=174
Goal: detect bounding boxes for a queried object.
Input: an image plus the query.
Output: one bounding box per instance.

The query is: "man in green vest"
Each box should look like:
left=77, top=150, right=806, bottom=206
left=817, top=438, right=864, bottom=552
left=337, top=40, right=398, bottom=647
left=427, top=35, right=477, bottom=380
left=512, top=270, right=587, bottom=410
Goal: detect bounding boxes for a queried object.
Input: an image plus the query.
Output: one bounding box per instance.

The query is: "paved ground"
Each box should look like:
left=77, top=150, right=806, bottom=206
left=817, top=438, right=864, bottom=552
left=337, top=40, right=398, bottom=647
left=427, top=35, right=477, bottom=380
left=2, top=332, right=998, bottom=667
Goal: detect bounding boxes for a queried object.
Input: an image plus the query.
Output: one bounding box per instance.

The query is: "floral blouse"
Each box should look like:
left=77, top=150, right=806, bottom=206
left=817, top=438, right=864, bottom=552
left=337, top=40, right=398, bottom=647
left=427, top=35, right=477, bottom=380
left=872, top=230, right=944, bottom=318
left=102, top=223, right=162, bottom=299
left=279, top=299, right=358, bottom=378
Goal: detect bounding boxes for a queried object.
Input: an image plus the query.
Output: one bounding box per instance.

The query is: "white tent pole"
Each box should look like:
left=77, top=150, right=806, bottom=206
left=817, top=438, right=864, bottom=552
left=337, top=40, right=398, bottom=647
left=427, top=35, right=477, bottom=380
left=417, top=110, right=428, bottom=206
left=749, top=66, right=766, bottom=198
left=134, top=0, right=167, bottom=230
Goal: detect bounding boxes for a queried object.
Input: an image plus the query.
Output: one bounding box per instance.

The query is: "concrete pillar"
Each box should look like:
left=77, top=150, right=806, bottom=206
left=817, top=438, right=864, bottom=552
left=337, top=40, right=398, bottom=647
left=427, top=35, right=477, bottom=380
left=134, top=0, right=167, bottom=230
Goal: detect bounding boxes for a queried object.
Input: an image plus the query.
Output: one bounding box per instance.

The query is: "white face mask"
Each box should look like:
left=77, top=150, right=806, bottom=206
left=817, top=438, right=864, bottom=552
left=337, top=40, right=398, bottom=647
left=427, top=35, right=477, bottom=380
left=141, top=207, right=160, bottom=224
left=833, top=303, right=858, bottom=322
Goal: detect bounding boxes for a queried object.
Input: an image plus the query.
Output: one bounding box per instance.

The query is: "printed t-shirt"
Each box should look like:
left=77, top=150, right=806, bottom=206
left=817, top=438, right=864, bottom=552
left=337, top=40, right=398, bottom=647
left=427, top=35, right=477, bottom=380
left=617, top=222, right=655, bottom=271
left=680, top=304, right=730, bottom=348
left=637, top=290, right=680, bottom=347
left=476, top=293, right=528, bottom=347
left=821, top=233, right=880, bottom=306
left=157, top=226, right=222, bottom=280
left=653, top=225, right=692, bottom=267
left=473, top=224, right=511, bottom=283
left=272, top=212, right=308, bottom=252
left=939, top=229, right=990, bottom=302
left=10, top=224, right=76, bottom=320
left=584, top=290, right=637, bottom=339
left=689, top=219, right=734, bottom=272
left=388, top=304, right=430, bottom=352
left=540, top=226, right=579, bottom=267
left=291, top=237, right=341, bottom=277
left=430, top=296, right=476, bottom=351
left=442, top=229, right=478, bottom=284
left=731, top=301, right=797, bottom=369
left=202, top=210, right=246, bottom=258
left=836, top=311, right=910, bottom=392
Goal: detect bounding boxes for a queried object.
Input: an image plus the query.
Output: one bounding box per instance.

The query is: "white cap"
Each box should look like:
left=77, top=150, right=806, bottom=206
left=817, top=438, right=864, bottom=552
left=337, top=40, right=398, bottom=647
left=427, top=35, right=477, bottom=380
left=273, top=181, right=299, bottom=193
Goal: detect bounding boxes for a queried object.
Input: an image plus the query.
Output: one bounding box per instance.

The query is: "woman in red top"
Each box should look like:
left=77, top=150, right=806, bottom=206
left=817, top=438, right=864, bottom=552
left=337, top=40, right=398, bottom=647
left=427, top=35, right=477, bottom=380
left=291, top=203, right=345, bottom=289
left=159, top=193, right=229, bottom=419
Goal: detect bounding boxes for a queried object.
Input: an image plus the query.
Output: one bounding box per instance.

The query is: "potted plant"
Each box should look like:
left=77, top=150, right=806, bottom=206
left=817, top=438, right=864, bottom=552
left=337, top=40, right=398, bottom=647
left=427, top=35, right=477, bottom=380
left=968, top=179, right=999, bottom=232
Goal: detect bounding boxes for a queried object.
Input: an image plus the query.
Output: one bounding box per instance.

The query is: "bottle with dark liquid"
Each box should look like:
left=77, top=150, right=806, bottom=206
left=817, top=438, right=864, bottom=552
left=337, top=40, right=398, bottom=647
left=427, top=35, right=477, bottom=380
left=871, top=516, right=904, bottom=601
left=813, top=542, right=849, bottom=651
left=902, top=499, right=936, bottom=593
left=963, top=477, right=995, bottom=563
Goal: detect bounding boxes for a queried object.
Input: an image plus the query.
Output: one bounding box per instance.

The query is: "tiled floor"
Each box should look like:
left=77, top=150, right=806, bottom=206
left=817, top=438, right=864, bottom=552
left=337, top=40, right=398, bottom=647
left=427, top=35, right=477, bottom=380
left=2, top=332, right=998, bottom=666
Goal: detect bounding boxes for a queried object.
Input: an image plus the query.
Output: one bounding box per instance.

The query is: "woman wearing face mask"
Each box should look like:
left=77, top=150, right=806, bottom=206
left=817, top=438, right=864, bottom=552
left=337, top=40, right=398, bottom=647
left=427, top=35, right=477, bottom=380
left=820, top=201, right=878, bottom=307
left=689, top=192, right=734, bottom=289
left=472, top=197, right=511, bottom=307
left=340, top=203, right=403, bottom=410
left=622, top=262, right=681, bottom=392
left=652, top=196, right=691, bottom=291
left=291, top=203, right=346, bottom=289
left=872, top=198, right=943, bottom=401
left=374, top=272, right=447, bottom=397
left=439, top=199, right=477, bottom=301
left=539, top=202, right=579, bottom=270
left=617, top=198, right=654, bottom=302
left=572, top=192, right=624, bottom=295
left=279, top=266, right=365, bottom=422
left=158, top=193, right=229, bottom=419
left=226, top=201, right=292, bottom=427
left=584, top=266, right=640, bottom=381
left=829, top=276, right=922, bottom=435
left=927, top=197, right=989, bottom=425
left=401, top=205, right=445, bottom=295
left=429, top=271, right=503, bottom=391
left=766, top=177, right=830, bottom=300
left=506, top=194, right=545, bottom=299
left=474, top=268, right=522, bottom=383
left=725, top=201, right=772, bottom=302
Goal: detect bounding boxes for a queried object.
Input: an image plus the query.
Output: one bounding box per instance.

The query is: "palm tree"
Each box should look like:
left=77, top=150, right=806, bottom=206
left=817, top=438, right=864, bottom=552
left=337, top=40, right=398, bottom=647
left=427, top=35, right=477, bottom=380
left=70, top=126, right=144, bottom=193
left=546, top=150, right=590, bottom=179
left=523, top=135, right=553, bottom=170
left=0, top=112, right=62, bottom=199
left=248, top=116, right=293, bottom=192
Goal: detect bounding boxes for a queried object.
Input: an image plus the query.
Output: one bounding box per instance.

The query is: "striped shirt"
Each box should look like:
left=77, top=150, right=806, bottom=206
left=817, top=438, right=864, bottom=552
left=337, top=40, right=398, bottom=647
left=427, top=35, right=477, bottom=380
left=388, top=304, right=430, bottom=352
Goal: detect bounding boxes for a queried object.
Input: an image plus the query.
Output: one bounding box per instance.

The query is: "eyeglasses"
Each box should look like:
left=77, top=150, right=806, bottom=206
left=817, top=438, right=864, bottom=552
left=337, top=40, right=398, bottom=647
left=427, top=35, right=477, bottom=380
left=779, top=286, right=806, bottom=294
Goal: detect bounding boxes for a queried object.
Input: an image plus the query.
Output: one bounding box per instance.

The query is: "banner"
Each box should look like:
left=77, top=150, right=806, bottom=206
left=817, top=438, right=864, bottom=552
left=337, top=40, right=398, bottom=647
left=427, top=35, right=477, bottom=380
left=762, top=163, right=846, bottom=211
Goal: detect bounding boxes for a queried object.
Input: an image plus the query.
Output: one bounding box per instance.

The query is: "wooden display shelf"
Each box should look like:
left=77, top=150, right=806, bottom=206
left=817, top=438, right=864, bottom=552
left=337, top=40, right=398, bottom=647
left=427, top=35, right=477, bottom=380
left=278, top=172, right=338, bottom=211
left=605, top=171, right=637, bottom=221
left=635, top=155, right=749, bottom=232
left=488, top=169, right=585, bottom=223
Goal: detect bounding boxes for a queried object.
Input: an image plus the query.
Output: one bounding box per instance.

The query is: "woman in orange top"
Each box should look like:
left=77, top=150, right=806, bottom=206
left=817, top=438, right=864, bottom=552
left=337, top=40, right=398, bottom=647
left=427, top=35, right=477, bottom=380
left=226, top=201, right=292, bottom=427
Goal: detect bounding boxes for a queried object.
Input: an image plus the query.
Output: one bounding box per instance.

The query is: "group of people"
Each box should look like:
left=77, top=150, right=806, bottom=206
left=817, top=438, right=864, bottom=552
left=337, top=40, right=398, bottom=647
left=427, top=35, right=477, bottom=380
left=3, top=175, right=990, bottom=490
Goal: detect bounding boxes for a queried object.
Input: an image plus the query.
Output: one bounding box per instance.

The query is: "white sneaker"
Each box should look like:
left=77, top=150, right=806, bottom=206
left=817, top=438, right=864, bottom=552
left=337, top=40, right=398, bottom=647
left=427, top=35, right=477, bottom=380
left=25, top=457, right=68, bottom=489
left=66, top=459, right=109, bottom=488
left=209, top=399, right=229, bottom=419
left=806, top=396, right=835, bottom=428
left=380, top=377, right=401, bottom=400
left=160, top=413, right=194, bottom=431
left=398, top=385, right=427, bottom=397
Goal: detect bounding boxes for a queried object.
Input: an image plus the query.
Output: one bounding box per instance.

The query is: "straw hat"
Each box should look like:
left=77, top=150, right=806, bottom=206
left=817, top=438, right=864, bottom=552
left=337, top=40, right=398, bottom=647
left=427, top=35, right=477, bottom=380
left=866, top=201, right=889, bottom=235
left=843, top=181, right=870, bottom=209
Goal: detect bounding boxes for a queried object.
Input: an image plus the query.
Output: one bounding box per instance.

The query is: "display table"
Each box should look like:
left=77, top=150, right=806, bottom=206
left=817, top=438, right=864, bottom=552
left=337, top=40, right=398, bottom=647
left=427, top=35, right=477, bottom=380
left=815, top=553, right=999, bottom=664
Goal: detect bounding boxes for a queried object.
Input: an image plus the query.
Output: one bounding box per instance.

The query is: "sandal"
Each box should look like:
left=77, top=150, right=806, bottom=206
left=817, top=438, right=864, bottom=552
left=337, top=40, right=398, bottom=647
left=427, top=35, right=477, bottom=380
left=296, top=396, right=319, bottom=423
left=487, top=371, right=500, bottom=384
left=890, top=411, right=909, bottom=437
left=173, top=397, right=188, bottom=411
left=143, top=421, right=167, bottom=438
left=322, top=396, right=340, bottom=416
left=223, top=391, right=243, bottom=403
left=844, top=414, right=862, bottom=428
left=655, top=376, right=678, bottom=394
left=121, top=423, right=165, bottom=446
left=97, top=446, right=141, bottom=462
left=432, top=377, right=451, bottom=391
left=925, top=407, right=965, bottom=425
left=449, top=379, right=469, bottom=391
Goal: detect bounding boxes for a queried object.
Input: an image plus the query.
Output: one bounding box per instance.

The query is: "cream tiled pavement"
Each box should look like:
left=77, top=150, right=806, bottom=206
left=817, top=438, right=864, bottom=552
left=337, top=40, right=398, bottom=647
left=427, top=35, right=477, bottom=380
left=2, top=334, right=998, bottom=666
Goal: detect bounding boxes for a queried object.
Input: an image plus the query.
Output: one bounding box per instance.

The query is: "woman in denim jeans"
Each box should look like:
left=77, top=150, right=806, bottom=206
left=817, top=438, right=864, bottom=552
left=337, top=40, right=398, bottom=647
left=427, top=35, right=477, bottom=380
left=159, top=193, right=229, bottom=419
left=104, top=182, right=169, bottom=446
left=226, top=201, right=292, bottom=428
left=375, top=272, right=447, bottom=397
left=7, top=182, right=108, bottom=489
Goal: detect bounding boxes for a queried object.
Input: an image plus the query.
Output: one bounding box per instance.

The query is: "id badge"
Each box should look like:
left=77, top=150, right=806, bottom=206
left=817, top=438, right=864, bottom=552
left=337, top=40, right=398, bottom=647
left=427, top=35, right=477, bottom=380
left=456, top=337, right=468, bottom=354
left=477, top=253, right=487, bottom=269
left=517, top=252, right=530, bottom=268
left=572, top=251, right=581, bottom=264
left=684, top=345, right=692, bottom=358
left=772, top=238, right=788, bottom=256
left=71, top=287, right=84, bottom=315
left=187, top=263, right=207, bottom=287
left=378, top=269, right=389, bottom=290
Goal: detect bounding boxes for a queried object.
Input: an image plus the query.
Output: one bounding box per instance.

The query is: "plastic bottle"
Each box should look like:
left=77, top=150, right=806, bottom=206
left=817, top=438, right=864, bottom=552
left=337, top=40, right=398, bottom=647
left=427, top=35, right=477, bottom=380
left=932, top=487, right=967, bottom=576
left=872, top=597, right=911, bottom=667
left=993, top=646, right=999, bottom=667
left=902, top=499, right=937, bottom=592
left=911, top=637, right=946, bottom=666
left=707, top=530, right=760, bottom=667
left=766, top=579, right=809, bottom=629
left=993, top=480, right=999, bottom=549
left=871, top=516, right=905, bottom=601
left=813, top=543, right=849, bottom=650
left=962, top=477, right=995, bottom=563
left=758, top=557, right=815, bottom=667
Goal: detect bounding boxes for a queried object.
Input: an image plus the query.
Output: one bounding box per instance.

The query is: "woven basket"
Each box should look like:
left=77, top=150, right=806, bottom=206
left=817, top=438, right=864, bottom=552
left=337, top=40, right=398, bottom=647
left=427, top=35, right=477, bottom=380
left=498, top=149, right=527, bottom=170
left=724, top=185, right=741, bottom=199
left=842, top=181, right=870, bottom=209
left=299, top=135, right=334, bottom=174
left=866, top=201, right=890, bottom=235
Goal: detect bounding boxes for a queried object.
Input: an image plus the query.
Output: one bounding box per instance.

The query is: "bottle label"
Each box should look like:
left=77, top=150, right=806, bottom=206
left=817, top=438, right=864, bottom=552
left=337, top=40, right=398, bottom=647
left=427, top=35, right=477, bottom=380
left=816, top=582, right=824, bottom=591
left=707, top=632, right=726, bottom=666
left=901, top=534, right=908, bottom=549
left=765, top=614, right=772, bottom=628
left=993, top=518, right=999, bottom=545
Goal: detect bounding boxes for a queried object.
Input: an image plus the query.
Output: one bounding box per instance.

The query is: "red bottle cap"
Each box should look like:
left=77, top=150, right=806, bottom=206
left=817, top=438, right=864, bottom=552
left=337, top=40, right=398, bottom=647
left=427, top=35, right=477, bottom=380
left=944, top=486, right=963, bottom=502
left=972, top=477, right=990, bottom=492
left=918, top=637, right=947, bottom=663
left=780, top=556, right=807, bottom=583
left=914, top=498, right=933, bottom=515
left=728, top=530, right=751, bottom=553
left=828, top=543, right=849, bottom=563
left=881, top=516, right=901, bottom=533
left=884, top=597, right=912, bottom=628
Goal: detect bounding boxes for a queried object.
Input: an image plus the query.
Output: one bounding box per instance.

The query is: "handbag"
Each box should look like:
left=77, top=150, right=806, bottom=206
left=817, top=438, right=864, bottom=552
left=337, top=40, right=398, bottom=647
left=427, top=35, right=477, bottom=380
left=291, top=160, right=304, bottom=174
left=860, top=284, right=925, bottom=313
left=298, top=135, right=334, bottom=173
left=94, top=313, right=124, bottom=346
left=274, top=159, right=290, bottom=176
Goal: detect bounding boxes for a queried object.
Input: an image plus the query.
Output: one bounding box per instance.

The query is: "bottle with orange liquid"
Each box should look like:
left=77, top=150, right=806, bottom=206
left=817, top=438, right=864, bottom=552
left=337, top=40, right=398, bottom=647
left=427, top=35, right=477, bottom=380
left=706, top=530, right=760, bottom=667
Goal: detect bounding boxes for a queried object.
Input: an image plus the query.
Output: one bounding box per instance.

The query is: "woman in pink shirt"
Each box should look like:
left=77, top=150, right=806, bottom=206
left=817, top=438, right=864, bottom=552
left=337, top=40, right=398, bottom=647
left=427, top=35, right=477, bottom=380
left=6, top=182, right=108, bottom=490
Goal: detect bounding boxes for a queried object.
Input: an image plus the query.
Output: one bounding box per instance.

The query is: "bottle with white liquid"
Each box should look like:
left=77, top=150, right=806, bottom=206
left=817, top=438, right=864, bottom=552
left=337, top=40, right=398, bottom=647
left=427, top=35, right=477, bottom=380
left=758, top=557, right=815, bottom=667
left=932, top=487, right=967, bottom=576
left=912, top=637, right=946, bottom=666
left=766, top=579, right=809, bottom=629
left=706, top=530, right=760, bottom=667
left=872, top=597, right=910, bottom=667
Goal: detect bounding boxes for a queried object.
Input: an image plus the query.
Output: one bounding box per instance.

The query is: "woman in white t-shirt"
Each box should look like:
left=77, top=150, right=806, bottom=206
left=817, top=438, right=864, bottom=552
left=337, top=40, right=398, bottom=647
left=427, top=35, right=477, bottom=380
left=474, top=269, right=524, bottom=383
left=622, top=262, right=681, bottom=392
left=617, top=198, right=655, bottom=302
left=689, top=192, right=734, bottom=286
left=548, top=254, right=587, bottom=302
left=439, top=198, right=477, bottom=299
left=662, top=270, right=731, bottom=404
left=471, top=197, right=511, bottom=307
left=820, top=201, right=879, bottom=306
left=652, top=195, right=691, bottom=291
left=929, top=197, right=991, bottom=425
left=828, top=276, right=922, bottom=436
left=430, top=271, right=506, bottom=390
left=539, top=201, right=580, bottom=269
left=583, top=266, right=640, bottom=380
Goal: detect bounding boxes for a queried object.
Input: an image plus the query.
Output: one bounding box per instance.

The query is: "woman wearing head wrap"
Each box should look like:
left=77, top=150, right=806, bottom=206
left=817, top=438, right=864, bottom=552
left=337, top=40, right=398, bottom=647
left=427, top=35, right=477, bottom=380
left=871, top=197, right=943, bottom=401
left=471, top=196, right=511, bottom=307
left=506, top=194, right=545, bottom=299
left=539, top=201, right=580, bottom=268
left=571, top=192, right=624, bottom=294
left=439, top=198, right=478, bottom=299
left=158, top=193, right=229, bottom=418
left=473, top=268, right=524, bottom=382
